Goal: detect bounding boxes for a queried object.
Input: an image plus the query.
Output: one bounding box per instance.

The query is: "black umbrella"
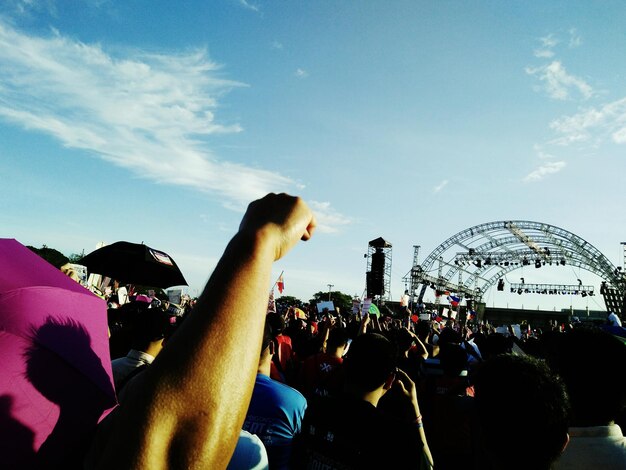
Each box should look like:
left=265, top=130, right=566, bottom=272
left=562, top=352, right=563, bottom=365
left=79, top=241, right=188, bottom=288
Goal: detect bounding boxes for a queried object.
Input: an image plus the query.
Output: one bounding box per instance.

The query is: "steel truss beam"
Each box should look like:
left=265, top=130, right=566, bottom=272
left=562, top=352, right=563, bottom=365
left=413, top=221, right=624, bottom=307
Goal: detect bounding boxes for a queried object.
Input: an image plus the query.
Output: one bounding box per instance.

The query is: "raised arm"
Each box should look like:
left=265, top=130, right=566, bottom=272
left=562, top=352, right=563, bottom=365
left=89, top=193, right=316, bottom=470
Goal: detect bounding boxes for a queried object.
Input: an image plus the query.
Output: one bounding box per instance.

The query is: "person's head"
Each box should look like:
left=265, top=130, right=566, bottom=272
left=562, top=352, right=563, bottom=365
left=438, top=343, right=468, bottom=377
left=547, top=327, right=626, bottom=426
left=130, top=308, right=172, bottom=353
left=395, top=328, right=415, bottom=353
left=415, top=320, right=430, bottom=339
left=266, top=311, right=285, bottom=335
left=343, top=333, right=397, bottom=393
left=260, top=319, right=275, bottom=359
left=474, top=354, right=570, bottom=470
left=437, top=326, right=462, bottom=347
left=326, top=328, right=350, bottom=354
left=480, top=333, right=513, bottom=360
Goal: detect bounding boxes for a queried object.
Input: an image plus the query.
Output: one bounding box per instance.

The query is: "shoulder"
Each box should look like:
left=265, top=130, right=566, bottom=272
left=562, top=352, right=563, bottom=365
left=256, top=375, right=306, bottom=403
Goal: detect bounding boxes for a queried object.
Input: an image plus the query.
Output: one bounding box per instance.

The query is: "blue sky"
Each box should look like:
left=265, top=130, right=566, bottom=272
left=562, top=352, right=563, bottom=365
left=1, top=0, right=625, bottom=311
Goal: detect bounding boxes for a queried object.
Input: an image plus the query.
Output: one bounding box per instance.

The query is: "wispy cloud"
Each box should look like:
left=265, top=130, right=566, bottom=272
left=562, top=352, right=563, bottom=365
left=526, top=60, right=593, bottom=100
left=523, top=161, right=566, bottom=182
left=540, top=34, right=559, bottom=48
left=433, top=180, right=448, bottom=193
left=271, top=40, right=283, bottom=50
left=533, top=49, right=554, bottom=59
left=238, top=0, right=259, bottom=12
left=568, top=28, right=582, bottom=48
left=0, top=20, right=310, bottom=211
left=294, top=68, right=309, bottom=79
left=309, top=201, right=352, bottom=233
left=533, top=34, right=557, bottom=58
left=549, top=97, right=626, bottom=145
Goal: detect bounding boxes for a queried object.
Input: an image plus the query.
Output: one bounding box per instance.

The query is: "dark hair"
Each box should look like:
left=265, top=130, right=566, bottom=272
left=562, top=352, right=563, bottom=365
left=480, top=333, right=513, bottom=360
left=395, top=328, right=415, bottom=352
left=437, top=327, right=462, bottom=347
left=266, top=311, right=285, bottom=334
left=548, top=327, right=626, bottom=426
left=131, top=309, right=172, bottom=348
left=415, top=320, right=430, bottom=338
left=474, top=354, right=570, bottom=470
left=438, top=343, right=468, bottom=377
left=261, top=318, right=275, bottom=353
left=327, top=328, right=350, bottom=351
left=344, top=333, right=397, bottom=392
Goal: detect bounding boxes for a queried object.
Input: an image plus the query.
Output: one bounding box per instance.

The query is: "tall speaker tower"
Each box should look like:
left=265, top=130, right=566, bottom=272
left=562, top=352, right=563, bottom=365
left=366, top=237, right=392, bottom=300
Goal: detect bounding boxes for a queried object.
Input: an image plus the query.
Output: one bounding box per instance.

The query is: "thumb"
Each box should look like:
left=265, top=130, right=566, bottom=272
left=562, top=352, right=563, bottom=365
left=393, top=378, right=409, bottom=395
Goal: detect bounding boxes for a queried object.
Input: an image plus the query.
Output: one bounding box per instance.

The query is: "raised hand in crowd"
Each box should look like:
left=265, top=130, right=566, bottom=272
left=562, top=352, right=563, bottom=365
left=85, top=193, right=316, bottom=470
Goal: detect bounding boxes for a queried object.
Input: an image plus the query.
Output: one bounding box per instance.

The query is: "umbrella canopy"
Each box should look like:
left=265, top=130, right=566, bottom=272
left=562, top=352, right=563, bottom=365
left=0, top=239, right=117, bottom=468
left=292, top=307, right=307, bottom=319
left=79, top=241, right=188, bottom=288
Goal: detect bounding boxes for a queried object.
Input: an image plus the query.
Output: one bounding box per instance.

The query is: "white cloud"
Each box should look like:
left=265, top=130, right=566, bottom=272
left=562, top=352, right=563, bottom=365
left=238, top=0, right=259, bottom=12
left=433, top=180, right=448, bottom=193
left=309, top=201, right=352, bottom=234
left=549, top=97, right=626, bottom=145
left=526, top=60, right=593, bottom=100
left=568, top=28, right=582, bottom=48
left=0, top=20, right=304, bottom=208
left=533, top=49, right=554, bottom=59
left=540, top=34, right=559, bottom=48
left=271, top=41, right=283, bottom=50
left=294, top=68, right=309, bottom=78
left=532, top=145, right=556, bottom=160
left=523, top=161, right=566, bottom=182
left=612, top=126, right=626, bottom=143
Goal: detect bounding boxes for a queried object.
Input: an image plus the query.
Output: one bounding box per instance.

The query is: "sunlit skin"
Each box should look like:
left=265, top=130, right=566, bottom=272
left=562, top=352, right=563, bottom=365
left=87, top=193, right=316, bottom=470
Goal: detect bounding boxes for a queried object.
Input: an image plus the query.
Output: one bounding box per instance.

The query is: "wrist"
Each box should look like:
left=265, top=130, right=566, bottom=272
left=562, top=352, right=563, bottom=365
left=232, top=228, right=277, bottom=264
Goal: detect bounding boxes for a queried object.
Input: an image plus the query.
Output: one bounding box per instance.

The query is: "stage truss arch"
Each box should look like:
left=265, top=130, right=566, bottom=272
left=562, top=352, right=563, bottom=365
left=408, top=221, right=625, bottom=310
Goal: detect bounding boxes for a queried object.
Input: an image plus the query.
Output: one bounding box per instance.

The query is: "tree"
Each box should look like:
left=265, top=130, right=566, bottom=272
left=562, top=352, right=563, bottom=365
left=275, top=295, right=304, bottom=314
left=27, top=245, right=69, bottom=269
left=309, top=290, right=353, bottom=316
left=67, top=251, right=86, bottom=264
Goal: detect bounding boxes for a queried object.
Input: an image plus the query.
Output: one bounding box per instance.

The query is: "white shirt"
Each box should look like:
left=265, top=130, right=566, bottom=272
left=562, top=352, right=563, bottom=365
left=111, top=349, right=155, bottom=390
left=554, top=424, right=626, bottom=469
left=608, top=312, right=622, bottom=327
left=227, top=430, right=269, bottom=470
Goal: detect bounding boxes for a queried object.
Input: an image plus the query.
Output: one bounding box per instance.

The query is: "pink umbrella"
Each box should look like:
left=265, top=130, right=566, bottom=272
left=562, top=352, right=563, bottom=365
left=0, top=239, right=117, bottom=468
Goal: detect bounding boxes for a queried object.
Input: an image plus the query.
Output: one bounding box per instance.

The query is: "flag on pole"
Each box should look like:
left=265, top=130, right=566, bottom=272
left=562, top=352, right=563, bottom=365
left=268, top=290, right=276, bottom=313
left=447, top=294, right=460, bottom=307
left=277, top=273, right=285, bottom=294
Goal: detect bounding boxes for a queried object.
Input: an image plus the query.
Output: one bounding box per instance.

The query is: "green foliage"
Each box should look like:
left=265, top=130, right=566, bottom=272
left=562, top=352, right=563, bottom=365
left=276, top=295, right=304, bottom=312
left=67, top=252, right=85, bottom=264
left=27, top=245, right=69, bottom=269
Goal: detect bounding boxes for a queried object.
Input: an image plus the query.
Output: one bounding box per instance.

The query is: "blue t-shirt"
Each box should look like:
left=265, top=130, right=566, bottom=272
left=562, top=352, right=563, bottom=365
left=243, top=374, right=307, bottom=469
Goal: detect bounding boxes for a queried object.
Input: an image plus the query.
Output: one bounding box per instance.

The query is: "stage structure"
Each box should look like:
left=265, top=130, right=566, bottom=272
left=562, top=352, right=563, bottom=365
left=404, top=221, right=626, bottom=314
left=366, top=237, right=392, bottom=301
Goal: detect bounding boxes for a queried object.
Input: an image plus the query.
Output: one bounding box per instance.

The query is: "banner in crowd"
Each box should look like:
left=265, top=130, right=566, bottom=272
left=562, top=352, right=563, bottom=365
left=362, top=298, right=372, bottom=318
left=316, top=301, right=334, bottom=313
left=168, top=289, right=182, bottom=305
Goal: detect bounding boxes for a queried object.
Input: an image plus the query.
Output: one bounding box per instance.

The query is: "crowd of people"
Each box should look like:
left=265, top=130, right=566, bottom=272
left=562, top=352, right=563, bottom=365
left=106, top=291, right=626, bottom=469
left=12, top=193, right=626, bottom=469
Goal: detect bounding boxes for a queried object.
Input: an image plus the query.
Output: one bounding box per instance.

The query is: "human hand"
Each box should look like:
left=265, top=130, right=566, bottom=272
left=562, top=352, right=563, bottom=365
left=239, top=193, right=316, bottom=261
left=393, top=368, right=421, bottom=422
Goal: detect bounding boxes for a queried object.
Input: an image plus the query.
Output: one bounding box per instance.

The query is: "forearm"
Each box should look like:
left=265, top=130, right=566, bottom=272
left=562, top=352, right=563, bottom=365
left=153, top=231, right=275, bottom=465
left=413, top=335, right=429, bottom=360
left=95, top=232, right=276, bottom=470
left=412, top=404, right=433, bottom=469
left=90, top=193, right=315, bottom=470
